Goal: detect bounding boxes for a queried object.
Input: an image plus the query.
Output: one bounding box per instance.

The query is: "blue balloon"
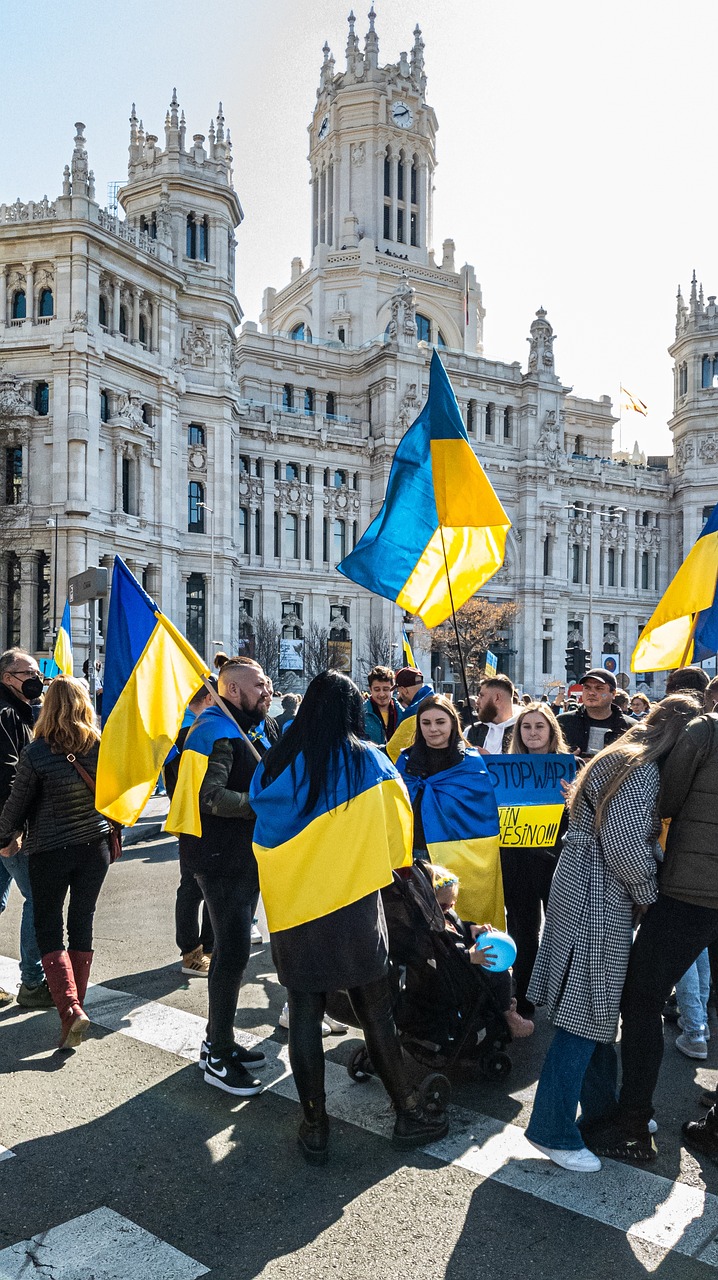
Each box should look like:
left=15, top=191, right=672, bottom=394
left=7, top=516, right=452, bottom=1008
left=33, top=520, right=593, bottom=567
left=474, top=930, right=517, bottom=973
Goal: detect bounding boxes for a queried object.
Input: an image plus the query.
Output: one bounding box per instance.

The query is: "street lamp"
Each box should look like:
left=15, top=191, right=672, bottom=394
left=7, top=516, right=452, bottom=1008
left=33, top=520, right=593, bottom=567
left=46, top=514, right=58, bottom=651
left=198, top=502, right=214, bottom=661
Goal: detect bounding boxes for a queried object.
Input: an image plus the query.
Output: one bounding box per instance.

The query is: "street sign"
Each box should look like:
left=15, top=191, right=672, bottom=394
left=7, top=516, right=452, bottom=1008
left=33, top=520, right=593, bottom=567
left=68, top=567, right=108, bottom=605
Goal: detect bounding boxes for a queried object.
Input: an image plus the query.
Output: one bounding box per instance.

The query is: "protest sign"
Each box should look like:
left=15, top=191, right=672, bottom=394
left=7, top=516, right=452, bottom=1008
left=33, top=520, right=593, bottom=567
left=483, top=754, right=576, bottom=848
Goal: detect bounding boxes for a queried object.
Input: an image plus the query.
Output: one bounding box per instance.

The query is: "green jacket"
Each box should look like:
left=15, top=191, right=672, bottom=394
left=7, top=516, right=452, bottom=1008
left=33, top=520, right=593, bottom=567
left=659, top=713, right=718, bottom=908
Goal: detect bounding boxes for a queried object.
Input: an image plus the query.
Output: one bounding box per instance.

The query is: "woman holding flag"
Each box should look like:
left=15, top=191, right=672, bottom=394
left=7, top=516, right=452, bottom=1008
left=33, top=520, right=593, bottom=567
left=250, top=670, right=450, bottom=1165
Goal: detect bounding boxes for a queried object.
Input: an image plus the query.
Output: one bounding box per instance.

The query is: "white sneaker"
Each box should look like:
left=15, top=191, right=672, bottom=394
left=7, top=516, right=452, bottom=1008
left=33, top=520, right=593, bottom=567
left=648, top=1118, right=658, bottom=1134
left=278, top=1002, right=347, bottom=1037
left=527, top=1139, right=602, bottom=1172
left=251, top=922, right=263, bottom=945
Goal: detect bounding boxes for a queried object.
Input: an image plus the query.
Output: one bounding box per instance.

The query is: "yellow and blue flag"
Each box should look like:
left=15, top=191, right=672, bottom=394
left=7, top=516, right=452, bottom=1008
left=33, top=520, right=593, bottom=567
left=338, top=350, right=511, bottom=627
left=396, top=748, right=504, bottom=928
left=250, top=745, right=412, bottom=933
left=632, top=501, right=718, bottom=671
left=386, top=679, right=434, bottom=763
left=96, top=557, right=208, bottom=825
left=53, top=600, right=73, bottom=676
left=166, top=705, right=240, bottom=837
left=402, top=629, right=416, bottom=667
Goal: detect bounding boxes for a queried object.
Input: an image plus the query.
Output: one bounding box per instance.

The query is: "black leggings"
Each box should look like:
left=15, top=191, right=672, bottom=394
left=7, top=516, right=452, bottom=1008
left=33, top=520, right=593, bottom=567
left=28, top=840, right=110, bottom=955
left=287, top=976, right=413, bottom=1114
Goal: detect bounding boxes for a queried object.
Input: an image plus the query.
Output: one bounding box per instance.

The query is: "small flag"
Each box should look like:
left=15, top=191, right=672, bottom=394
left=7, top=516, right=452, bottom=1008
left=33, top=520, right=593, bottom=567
left=53, top=600, right=73, bottom=676
left=632, top=501, right=718, bottom=671
left=485, top=650, right=498, bottom=677
left=620, top=385, right=648, bottom=416
left=338, top=351, right=511, bottom=628
left=96, top=557, right=208, bottom=825
left=402, top=629, right=416, bottom=667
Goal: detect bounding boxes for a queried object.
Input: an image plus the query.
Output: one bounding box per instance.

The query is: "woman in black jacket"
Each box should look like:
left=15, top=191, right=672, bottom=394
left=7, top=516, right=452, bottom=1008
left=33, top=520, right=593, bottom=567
left=0, top=676, right=111, bottom=1048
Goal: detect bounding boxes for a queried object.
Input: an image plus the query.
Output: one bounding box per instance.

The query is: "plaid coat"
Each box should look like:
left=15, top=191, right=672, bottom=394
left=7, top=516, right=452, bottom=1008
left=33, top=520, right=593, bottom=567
left=527, top=758, right=661, bottom=1042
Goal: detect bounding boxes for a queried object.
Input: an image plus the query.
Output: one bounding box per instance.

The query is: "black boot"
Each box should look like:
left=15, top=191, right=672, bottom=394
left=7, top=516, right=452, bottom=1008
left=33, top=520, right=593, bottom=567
left=298, top=1097, right=329, bottom=1166
left=683, top=1104, right=718, bottom=1157
left=393, top=1092, right=449, bottom=1148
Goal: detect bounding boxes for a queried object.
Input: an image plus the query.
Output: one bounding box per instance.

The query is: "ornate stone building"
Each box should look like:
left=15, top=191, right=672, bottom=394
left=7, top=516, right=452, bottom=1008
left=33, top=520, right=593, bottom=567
left=0, top=13, right=709, bottom=692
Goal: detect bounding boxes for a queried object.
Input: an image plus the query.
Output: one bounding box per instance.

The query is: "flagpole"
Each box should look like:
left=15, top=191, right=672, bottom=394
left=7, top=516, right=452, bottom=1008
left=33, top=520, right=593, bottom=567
left=439, top=526, right=474, bottom=719
left=200, top=676, right=262, bottom=763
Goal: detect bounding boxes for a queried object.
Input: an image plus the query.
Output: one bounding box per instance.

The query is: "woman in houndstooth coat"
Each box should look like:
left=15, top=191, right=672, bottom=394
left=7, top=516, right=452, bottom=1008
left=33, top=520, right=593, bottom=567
left=524, top=693, right=703, bottom=1172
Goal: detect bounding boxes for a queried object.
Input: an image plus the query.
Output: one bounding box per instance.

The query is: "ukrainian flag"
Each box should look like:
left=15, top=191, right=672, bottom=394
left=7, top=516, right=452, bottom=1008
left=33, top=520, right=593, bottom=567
left=166, top=705, right=240, bottom=837
left=402, top=629, right=416, bottom=667
left=338, top=350, right=511, bottom=628
left=632, top=502, right=718, bottom=671
left=396, top=748, right=504, bottom=928
left=250, top=745, right=413, bottom=933
left=386, top=680, right=434, bottom=763
left=53, top=600, right=73, bottom=676
left=96, top=557, right=208, bottom=825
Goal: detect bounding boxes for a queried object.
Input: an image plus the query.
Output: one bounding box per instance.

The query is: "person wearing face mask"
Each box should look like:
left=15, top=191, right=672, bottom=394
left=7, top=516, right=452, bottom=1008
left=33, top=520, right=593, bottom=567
left=167, top=658, right=277, bottom=1099
left=0, top=648, right=53, bottom=1010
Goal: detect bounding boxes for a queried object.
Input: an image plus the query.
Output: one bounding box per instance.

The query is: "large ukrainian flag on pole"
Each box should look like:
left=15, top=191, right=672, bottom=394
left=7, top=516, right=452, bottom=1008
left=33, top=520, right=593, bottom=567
left=97, top=557, right=209, bottom=825
left=250, top=745, right=413, bottom=933
left=395, top=749, right=504, bottom=928
left=53, top=600, right=73, bottom=676
left=632, top=502, right=718, bottom=671
left=338, top=350, right=511, bottom=627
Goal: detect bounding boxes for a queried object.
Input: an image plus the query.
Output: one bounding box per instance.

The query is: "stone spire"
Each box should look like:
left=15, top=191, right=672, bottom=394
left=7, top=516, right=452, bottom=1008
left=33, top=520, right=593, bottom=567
left=411, top=23, right=426, bottom=94
left=179, top=110, right=186, bottom=151
left=676, top=284, right=688, bottom=335
left=165, top=88, right=181, bottom=151
left=129, top=103, right=141, bottom=168
left=364, top=6, right=379, bottom=70
left=319, top=40, right=335, bottom=92
left=689, top=268, right=699, bottom=318
left=70, top=122, right=90, bottom=197
left=213, top=102, right=229, bottom=165
left=345, top=10, right=363, bottom=76
left=525, top=307, right=558, bottom=382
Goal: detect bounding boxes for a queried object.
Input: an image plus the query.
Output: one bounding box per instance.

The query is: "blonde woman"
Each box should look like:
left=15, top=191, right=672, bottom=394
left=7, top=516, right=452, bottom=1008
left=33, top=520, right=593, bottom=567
left=525, top=693, right=702, bottom=1173
left=503, top=703, right=574, bottom=1021
left=0, top=677, right=112, bottom=1048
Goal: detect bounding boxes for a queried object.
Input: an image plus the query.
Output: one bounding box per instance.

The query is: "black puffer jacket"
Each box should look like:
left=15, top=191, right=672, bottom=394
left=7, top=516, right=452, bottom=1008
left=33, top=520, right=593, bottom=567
left=659, top=713, right=718, bottom=908
left=0, top=685, right=35, bottom=807
left=0, top=739, right=110, bottom=854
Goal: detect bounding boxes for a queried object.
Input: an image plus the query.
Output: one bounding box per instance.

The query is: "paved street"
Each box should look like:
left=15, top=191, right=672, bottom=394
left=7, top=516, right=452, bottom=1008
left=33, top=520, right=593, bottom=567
left=2, top=825, right=718, bottom=1279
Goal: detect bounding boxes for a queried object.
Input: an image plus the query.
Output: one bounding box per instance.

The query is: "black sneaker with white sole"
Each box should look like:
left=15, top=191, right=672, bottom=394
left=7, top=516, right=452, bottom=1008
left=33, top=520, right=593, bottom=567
left=198, top=1040, right=266, bottom=1070
left=204, top=1052, right=263, bottom=1096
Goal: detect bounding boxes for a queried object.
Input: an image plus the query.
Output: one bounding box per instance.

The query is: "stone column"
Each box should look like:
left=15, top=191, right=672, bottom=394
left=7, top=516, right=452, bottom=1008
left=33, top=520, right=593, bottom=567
left=132, top=287, right=140, bottom=343
left=25, top=263, right=34, bottom=323
left=150, top=298, right=159, bottom=352
left=0, top=265, right=6, bottom=327
left=112, top=278, right=121, bottom=334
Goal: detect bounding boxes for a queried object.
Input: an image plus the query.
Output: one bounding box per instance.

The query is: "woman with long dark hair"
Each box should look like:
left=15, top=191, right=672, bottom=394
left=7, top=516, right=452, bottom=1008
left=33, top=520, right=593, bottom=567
left=250, top=670, right=449, bottom=1164
left=525, top=693, right=702, bottom=1173
left=0, top=676, right=112, bottom=1048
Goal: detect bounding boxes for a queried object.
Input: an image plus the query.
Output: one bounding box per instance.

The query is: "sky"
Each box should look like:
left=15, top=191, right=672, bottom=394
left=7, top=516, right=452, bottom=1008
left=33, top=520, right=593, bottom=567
left=2, top=0, right=715, bottom=456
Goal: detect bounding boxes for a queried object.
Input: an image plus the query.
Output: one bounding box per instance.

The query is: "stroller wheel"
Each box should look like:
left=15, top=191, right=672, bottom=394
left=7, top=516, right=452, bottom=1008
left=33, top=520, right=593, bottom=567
left=418, top=1072, right=451, bottom=1113
left=348, top=1046, right=374, bottom=1083
left=480, top=1051, right=512, bottom=1079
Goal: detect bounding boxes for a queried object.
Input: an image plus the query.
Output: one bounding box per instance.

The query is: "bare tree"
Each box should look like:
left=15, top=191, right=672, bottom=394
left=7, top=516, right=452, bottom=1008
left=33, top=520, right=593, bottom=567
left=430, top=597, right=519, bottom=692
left=252, top=614, right=280, bottom=684
left=303, top=622, right=329, bottom=679
left=357, top=624, right=393, bottom=679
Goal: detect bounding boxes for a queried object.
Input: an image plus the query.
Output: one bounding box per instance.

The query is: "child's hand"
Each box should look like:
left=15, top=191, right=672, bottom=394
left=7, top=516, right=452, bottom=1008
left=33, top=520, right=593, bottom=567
left=469, top=923, right=494, bottom=940
left=470, top=938, right=497, bottom=968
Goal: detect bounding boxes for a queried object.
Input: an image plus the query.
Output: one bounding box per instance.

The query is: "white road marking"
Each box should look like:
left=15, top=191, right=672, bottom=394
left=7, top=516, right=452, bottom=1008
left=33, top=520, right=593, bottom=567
left=0, top=1206, right=208, bottom=1279
left=2, top=954, right=718, bottom=1264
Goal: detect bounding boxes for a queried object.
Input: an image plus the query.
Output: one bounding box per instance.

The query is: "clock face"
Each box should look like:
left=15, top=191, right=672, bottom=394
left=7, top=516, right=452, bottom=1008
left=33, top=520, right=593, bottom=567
left=391, top=100, right=414, bottom=129
left=318, top=114, right=329, bottom=141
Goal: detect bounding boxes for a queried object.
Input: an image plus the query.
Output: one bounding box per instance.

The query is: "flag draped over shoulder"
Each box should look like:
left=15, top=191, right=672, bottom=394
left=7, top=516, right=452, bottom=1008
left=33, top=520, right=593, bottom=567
left=395, top=749, right=504, bottom=928
left=338, top=350, right=511, bottom=628
left=632, top=503, right=718, bottom=671
left=250, top=745, right=412, bottom=933
left=96, top=557, right=208, bottom=825
left=53, top=600, right=73, bottom=676
left=166, top=705, right=239, bottom=838
left=386, top=681, right=434, bottom=763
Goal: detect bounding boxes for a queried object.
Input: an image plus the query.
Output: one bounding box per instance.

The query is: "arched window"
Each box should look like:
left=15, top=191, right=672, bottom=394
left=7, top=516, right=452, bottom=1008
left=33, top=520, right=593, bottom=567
left=99, top=295, right=108, bottom=328
left=119, top=306, right=128, bottom=337
left=416, top=313, right=431, bottom=343
left=239, top=506, right=250, bottom=554
left=333, top=519, right=346, bottom=562
left=38, top=288, right=53, bottom=317
left=304, top=388, right=314, bottom=414
left=333, top=469, right=347, bottom=488
left=285, top=462, right=299, bottom=481
left=34, top=382, right=49, bottom=416
left=11, top=291, right=26, bottom=320
left=436, top=330, right=447, bottom=348
left=141, top=403, right=152, bottom=427
left=326, top=391, right=336, bottom=417
left=282, top=384, right=294, bottom=410
left=100, top=390, right=109, bottom=423
left=138, top=314, right=147, bottom=347
left=5, top=553, right=21, bottom=647
left=186, top=214, right=196, bottom=258
left=285, top=513, right=299, bottom=559
left=188, top=481, right=205, bottom=532
left=186, top=573, right=205, bottom=656
left=198, top=216, right=209, bottom=262
left=290, top=322, right=312, bottom=342
left=188, top=423, right=205, bottom=446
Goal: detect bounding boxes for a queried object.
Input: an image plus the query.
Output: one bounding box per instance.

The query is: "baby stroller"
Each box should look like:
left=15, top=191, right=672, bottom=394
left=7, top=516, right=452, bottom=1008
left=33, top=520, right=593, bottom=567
left=347, top=862, right=513, bottom=1088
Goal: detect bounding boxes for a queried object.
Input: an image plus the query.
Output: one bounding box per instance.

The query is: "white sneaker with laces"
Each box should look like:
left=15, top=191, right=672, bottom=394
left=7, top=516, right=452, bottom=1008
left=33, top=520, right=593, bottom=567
left=278, top=1002, right=347, bottom=1037
left=527, top=1139, right=602, bottom=1172
left=251, top=923, right=263, bottom=945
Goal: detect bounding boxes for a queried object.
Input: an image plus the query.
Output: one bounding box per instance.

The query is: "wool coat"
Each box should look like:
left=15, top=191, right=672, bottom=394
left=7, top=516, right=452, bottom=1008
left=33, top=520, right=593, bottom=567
left=527, top=757, right=661, bottom=1042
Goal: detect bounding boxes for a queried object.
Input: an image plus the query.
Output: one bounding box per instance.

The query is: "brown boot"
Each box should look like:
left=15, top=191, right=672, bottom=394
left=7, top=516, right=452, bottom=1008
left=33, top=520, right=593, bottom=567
left=42, top=951, right=90, bottom=1049
left=68, top=950, right=93, bottom=1005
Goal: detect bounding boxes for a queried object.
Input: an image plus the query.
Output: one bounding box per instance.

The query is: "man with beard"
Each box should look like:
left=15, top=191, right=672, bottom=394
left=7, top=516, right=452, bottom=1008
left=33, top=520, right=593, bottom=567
left=467, top=674, right=517, bottom=754
left=169, top=658, right=277, bottom=1097
left=558, top=669, right=633, bottom=761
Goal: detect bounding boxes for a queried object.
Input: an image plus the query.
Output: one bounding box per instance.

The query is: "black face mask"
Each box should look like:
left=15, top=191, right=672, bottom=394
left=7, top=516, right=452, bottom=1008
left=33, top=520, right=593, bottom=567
left=19, top=676, right=43, bottom=701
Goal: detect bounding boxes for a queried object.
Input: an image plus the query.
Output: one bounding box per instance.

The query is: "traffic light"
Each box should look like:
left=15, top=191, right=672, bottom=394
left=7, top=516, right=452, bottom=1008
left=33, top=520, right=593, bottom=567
left=577, top=648, right=591, bottom=677
left=565, top=645, right=579, bottom=681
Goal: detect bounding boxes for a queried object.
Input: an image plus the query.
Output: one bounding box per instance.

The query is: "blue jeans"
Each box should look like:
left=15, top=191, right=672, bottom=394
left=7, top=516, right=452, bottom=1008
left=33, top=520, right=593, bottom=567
left=526, top=1027, right=618, bottom=1150
left=1, top=851, right=44, bottom=988
left=675, top=948, right=711, bottom=1036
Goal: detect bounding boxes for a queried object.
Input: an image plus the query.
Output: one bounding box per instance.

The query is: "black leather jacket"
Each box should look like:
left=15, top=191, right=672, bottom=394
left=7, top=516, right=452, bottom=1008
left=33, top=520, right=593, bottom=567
left=0, top=739, right=111, bottom=854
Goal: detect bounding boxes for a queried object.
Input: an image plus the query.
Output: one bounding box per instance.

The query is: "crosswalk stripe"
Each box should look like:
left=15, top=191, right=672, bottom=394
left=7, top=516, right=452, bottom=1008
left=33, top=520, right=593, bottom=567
left=2, top=954, right=718, bottom=1265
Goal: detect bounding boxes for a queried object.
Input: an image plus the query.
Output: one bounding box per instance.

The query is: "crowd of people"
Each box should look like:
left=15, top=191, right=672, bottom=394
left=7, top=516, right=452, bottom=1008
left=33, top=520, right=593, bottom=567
left=2, top=641, right=718, bottom=1171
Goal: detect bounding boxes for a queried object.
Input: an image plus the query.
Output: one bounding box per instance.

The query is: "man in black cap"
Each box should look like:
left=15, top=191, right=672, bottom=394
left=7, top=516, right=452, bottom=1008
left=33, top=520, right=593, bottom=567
left=558, top=668, right=634, bottom=761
